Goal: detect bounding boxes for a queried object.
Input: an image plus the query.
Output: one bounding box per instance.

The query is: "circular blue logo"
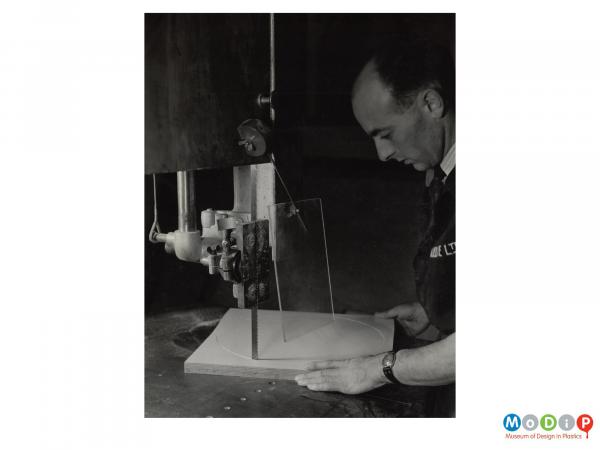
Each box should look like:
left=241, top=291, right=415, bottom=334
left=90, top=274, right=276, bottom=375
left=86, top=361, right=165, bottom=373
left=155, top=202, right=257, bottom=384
left=504, top=413, right=521, bottom=432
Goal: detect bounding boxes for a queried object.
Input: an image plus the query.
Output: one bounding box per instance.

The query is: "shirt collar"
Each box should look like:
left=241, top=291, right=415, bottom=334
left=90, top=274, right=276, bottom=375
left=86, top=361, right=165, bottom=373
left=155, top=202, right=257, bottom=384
left=440, top=142, right=456, bottom=177
left=425, top=143, right=455, bottom=186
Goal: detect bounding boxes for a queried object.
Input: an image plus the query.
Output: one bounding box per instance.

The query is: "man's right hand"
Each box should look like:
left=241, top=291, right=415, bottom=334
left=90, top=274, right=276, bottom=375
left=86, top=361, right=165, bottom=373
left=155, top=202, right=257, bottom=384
left=374, top=302, right=430, bottom=336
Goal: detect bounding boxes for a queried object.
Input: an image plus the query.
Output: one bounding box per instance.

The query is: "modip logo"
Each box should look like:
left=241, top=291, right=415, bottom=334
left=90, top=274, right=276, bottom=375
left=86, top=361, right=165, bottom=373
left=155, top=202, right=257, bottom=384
left=578, top=414, right=594, bottom=439
left=504, top=413, right=521, bottom=432
left=503, top=413, right=593, bottom=440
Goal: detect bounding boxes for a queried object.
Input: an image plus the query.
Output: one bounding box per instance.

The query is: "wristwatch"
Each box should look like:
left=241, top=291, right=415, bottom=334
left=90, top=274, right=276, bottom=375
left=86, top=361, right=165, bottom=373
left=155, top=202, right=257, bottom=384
left=382, top=351, right=401, bottom=385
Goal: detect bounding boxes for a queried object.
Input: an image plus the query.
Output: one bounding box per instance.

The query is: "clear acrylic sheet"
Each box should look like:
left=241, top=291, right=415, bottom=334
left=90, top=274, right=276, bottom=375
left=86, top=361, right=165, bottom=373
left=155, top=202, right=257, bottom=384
left=268, top=198, right=334, bottom=342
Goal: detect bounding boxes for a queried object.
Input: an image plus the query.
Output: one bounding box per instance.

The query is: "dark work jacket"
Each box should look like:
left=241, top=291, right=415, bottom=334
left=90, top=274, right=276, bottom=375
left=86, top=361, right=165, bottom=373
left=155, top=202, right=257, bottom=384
left=414, top=169, right=455, bottom=335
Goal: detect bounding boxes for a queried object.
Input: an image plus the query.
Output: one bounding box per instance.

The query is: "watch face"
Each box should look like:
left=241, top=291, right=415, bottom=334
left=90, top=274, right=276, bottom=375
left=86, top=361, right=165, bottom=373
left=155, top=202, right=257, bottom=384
left=382, top=353, right=394, bottom=368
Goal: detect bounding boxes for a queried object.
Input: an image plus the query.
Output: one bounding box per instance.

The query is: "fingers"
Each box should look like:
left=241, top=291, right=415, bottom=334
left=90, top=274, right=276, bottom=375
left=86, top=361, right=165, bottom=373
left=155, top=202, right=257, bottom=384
left=295, top=372, right=335, bottom=391
left=306, top=383, right=336, bottom=392
left=374, top=303, right=416, bottom=320
left=295, top=368, right=338, bottom=389
left=295, top=372, right=317, bottom=388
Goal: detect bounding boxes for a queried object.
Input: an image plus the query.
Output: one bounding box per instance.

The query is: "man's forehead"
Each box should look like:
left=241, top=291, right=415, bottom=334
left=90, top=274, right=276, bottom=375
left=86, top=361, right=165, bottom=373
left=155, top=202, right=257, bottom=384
left=353, top=61, right=387, bottom=99
left=352, top=64, right=396, bottom=129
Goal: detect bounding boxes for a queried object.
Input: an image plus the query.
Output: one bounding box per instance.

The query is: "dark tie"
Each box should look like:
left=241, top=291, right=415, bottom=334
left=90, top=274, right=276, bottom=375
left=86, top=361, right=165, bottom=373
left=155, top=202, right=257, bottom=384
left=427, top=166, right=446, bottom=233
left=414, top=166, right=446, bottom=286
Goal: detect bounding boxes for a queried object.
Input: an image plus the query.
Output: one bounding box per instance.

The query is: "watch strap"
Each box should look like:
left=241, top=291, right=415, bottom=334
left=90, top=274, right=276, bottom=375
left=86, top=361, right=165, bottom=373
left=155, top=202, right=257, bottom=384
left=382, top=352, right=401, bottom=385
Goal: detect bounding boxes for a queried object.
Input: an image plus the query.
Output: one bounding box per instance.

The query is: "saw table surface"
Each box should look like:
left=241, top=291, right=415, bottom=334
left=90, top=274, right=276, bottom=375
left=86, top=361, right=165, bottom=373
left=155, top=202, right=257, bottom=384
left=145, top=306, right=433, bottom=418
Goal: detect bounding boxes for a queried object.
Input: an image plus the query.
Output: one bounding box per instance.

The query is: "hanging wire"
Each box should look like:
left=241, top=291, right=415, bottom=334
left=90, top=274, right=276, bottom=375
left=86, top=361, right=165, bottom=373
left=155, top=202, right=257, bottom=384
left=270, top=154, right=307, bottom=232
left=148, top=174, right=162, bottom=243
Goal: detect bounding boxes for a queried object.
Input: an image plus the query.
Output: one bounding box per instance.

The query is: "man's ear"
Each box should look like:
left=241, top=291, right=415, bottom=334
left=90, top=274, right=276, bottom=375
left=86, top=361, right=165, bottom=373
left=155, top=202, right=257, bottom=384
left=421, top=89, right=445, bottom=119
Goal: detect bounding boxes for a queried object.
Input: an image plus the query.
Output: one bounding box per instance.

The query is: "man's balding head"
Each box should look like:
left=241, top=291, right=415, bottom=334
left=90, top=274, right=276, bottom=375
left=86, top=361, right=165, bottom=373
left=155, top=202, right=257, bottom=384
left=353, top=40, right=454, bottom=113
left=351, top=40, right=454, bottom=171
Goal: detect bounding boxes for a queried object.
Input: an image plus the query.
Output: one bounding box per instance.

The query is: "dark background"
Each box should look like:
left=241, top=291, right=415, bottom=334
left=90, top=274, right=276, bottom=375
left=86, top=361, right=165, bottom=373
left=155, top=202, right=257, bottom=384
left=145, top=13, right=455, bottom=315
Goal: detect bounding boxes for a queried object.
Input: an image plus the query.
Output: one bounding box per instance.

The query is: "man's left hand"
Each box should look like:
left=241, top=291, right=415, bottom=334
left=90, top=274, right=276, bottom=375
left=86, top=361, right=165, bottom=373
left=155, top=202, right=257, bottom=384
left=294, top=354, right=388, bottom=395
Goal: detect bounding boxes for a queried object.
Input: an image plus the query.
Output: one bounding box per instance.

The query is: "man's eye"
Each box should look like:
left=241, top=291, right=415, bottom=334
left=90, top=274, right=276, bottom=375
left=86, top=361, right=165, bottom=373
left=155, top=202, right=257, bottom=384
left=380, top=134, right=391, bottom=140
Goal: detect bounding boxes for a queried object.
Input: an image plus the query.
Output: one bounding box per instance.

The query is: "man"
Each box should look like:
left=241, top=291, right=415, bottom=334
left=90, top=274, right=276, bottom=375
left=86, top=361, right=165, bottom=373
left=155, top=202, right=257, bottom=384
left=295, top=41, right=456, bottom=410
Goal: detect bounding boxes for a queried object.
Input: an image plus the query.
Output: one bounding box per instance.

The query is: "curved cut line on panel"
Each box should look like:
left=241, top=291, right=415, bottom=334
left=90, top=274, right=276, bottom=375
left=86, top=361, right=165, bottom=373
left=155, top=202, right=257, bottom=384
left=215, top=310, right=390, bottom=361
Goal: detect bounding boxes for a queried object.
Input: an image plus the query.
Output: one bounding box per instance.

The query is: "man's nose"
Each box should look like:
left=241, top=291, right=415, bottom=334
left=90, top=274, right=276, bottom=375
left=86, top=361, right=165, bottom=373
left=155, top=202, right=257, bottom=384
left=375, top=139, right=396, bottom=162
